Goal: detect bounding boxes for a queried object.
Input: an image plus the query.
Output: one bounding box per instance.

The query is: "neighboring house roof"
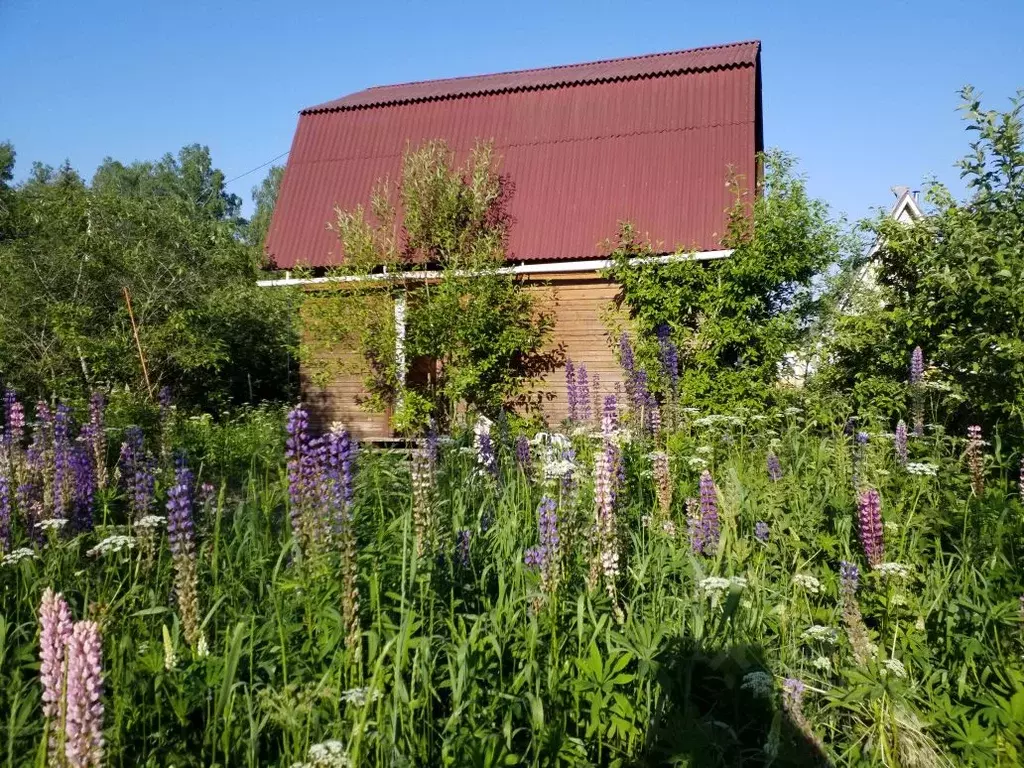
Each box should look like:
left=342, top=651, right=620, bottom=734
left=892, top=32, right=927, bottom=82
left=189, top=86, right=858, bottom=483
left=265, top=40, right=763, bottom=269
left=864, top=186, right=924, bottom=262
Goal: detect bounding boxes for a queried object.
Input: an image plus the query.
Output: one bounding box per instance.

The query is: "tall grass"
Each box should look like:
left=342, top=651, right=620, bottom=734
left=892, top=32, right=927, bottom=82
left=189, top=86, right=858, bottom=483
left=1, top=406, right=1023, bottom=766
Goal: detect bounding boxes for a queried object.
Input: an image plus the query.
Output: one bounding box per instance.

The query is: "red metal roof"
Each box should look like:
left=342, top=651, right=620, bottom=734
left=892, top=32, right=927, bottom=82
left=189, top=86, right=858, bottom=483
left=266, top=40, right=762, bottom=269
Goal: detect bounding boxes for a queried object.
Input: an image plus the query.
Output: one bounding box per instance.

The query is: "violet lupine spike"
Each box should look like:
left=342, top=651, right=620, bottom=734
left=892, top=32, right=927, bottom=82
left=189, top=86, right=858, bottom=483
left=560, top=444, right=577, bottom=501
left=698, top=470, right=720, bottom=555
left=524, top=496, right=561, bottom=598
left=119, top=427, right=155, bottom=522
left=514, top=435, right=531, bottom=477
left=285, top=405, right=312, bottom=546
left=767, top=453, right=782, bottom=482
left=158, top=385, right=172, bottom=411
left=591, top=395, right=623, bottom=621
left=565, top=359, right=578, bottom=422
left=910, top=347, right=925, bottom=437
left=685, top=497, right=703, bottom=554
left=4, top=387, right=24, bottom=451
left=781, top=677, right=822, bottom=751
left=326, top=426, right=356, bottom=535
left=577, top=364, right=591, bottom=422
left=967, top=425, right=984, bottom=496
left=839, top=560, right=872, bottom=664
left=167, top=462, right=202, bottom=648
left=0, top=474, right=9, bottom=554
left=590, top=372, right=601, bottom=428
left=754, top=520, right=769, bottom=543
left=53, top=404, right=74, bottom=520
left=910, top=347, right=924, bottom=385
left=64, top=620, right=104, bottom=768
left=39, top=587, right=74, bottom=720
left=895, top=420, right=908, bottom=467
left=656, top=323, right=680, bottom=394
left=71, top=442, right=95, bottom=532
left=1019, top=458, right=1024, bottom=505
left=857, top=488, right=884, bottom=567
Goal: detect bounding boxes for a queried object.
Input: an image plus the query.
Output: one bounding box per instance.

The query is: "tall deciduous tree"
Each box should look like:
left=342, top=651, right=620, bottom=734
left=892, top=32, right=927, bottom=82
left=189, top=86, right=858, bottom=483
left=248, top=165, right=284, bottom=249
left=0, top=145, right=297, bottom=408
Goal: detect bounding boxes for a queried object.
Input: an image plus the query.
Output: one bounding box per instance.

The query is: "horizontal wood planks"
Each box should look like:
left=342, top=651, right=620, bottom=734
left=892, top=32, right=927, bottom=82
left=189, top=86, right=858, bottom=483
left=300, top=270, right=623, bottom=437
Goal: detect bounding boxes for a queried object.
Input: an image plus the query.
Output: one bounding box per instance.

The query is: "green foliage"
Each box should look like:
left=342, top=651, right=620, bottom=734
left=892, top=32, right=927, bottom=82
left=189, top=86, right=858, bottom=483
left=0, top=145, right=298, bottom=408
left=247, top=165, right=284, bottom=249
left=607, top=151, right=846, bottom=410
left=3, top=400, right=1024, bottom=765
left=818, top=88, right=1024, bottom=434
left=301, top=141, right=556, bottom=431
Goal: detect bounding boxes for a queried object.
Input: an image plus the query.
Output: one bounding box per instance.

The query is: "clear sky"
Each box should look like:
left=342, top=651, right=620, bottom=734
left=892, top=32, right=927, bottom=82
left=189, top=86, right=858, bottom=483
left=1, top=0, right=1021, bottom=222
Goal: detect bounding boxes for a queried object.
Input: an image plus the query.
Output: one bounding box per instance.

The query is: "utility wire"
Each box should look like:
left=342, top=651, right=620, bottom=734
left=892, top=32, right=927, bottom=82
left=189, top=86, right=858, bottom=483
left=195, top=149, right=289, bottom=207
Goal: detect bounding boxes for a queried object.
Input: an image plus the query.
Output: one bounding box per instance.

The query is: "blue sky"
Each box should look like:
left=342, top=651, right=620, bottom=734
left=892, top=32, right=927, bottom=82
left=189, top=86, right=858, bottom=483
left=1, top=0, right=1021, bottom=222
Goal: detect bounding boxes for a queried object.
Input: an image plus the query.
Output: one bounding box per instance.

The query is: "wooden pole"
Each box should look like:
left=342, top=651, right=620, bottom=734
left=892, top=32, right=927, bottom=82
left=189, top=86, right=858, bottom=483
left=122, top=286, right=154, bottom=400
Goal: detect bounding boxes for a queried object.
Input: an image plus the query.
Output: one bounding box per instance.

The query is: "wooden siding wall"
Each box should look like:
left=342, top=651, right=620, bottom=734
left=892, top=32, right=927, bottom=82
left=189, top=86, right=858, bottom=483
left=300, top=271, right=624, bottom=438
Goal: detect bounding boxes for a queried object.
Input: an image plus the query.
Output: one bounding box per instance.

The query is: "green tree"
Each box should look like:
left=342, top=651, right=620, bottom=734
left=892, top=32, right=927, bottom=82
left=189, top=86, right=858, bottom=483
left=819, top=88, right=1024, bottom=433
left=248, top=165, right=284, bottom=249
left=607, top=150, right=846, bottom=410
left=302, top=141, right=557, bottom=432
left=0, top=145, right=297, bottom=408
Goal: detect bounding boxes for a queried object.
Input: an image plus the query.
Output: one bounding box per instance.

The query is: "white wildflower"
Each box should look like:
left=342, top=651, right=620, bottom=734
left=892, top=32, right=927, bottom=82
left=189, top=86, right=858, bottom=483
left=791, top=573, right=821, bottom=593
left=196, top=634, right=210, bottom=658
left=341, top=687, right=381, bottom=707
left=740, top=670, right=772, bottom=698
left=686, top=456, right=709, bottom=469
left=906, top=462, right=938, bottom=476
left=36, top=517, right=68, bottom=532
left=874, top=562, right=912, bottom=580
left=640, top=514, right=652, bottom=528
left=884, top=521, right=899, bottom=533
left=542, top=458, right=576, bottom=481
left=802, top=625, right=838, bottom=644
left=811, top=656, right=833, bottom=673
left=699, top=577, right=732, bottom=596
left=695, top=445, right=714, bottom=456
left=783, top=407, right=802, bottom=415
left=87, top=535, right=136, bottom=557
left=291, top=739, right=352, bottom=768
left=162, top=625, right=177, bottom=671
left=883, top=658, right=907, bottom=679
left=136, top=515, right=166, bottom=530
left=1, top=547, right=36, bottom=567
left=681, top=407, right=701, bottom=415
left=661, top=519, right=676, bottom=537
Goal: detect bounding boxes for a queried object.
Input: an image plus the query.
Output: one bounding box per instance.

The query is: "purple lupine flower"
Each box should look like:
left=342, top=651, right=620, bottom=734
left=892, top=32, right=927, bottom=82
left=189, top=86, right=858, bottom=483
left=840, top=561, right=860, bottom=595
left=910, top=347, right=925, bottom=437
left=285, top=405, right=313, bottom=545
left=473, top=416, right=497, bottom=479
left=0, top=474, right=9, bottom=554
left=839, top=560, right=871, bottom=664
left=782, top=678, right=805, bottom=710
left=167, top=462, right=202, bottom=648
left=1019, top=458, right=1024, bottom=505
left=619, top=333, right=637, bottom=396
left=560, top=444, right=577, bottom=500
left=686, top=497, right=703, bottom=553
left=590, top=372, right=601, bottom=428
left=326, top=426, right=357, bottom=534
left=857, top=488, right=884, bottom=567
left=457, top=529, right=471, bottom=568
left=119, top=427, right=155, bottom=522
left=577, top=364, right=591, bottom=422
left=38, top=588, right=74, bottom=720
left=910, top=347, right=924, bottom=386
left=3, top=387, right=24, bottom=450
left=633, top=369, right=656, bottom=435
left=525, top=496, right=561, bottom=597
left=895, top=420, right=908, bottom=467
left=698, top=470, right=720, bottom=555
left=514, top=435, right=531, bottom=476
left=64, top=620, right=104, bottom=768
left=70, top=443, right=95, bottom=532
left=565, top=359, right=578, bottom=422
left=767, top=453, right=782, bottom=482
left=967, top=424, right=984, bottom=496
left=782, top=676, right=822, bottom=751
left=158, top=385, right=172, bottom=411
left=52, top=404, right=74, bottom=519
left=754, top=520, right=770, bottom=543
left=656, top=323, right=679, bottom=393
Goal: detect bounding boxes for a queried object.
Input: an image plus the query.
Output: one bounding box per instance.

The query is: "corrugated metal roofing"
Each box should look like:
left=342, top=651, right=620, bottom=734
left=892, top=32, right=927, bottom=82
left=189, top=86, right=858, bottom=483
left=266, top=40, right=762, bottom=269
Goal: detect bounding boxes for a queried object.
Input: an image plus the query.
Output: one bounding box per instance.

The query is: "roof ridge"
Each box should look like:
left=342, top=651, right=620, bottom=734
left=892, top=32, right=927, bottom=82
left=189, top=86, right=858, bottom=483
left=357, top=40, right=760, bottom=95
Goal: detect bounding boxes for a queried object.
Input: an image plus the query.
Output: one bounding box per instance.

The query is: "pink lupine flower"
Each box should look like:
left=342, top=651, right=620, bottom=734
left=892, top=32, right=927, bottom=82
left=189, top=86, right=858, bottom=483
left=857, top=488, right=884, bottom=567
left=64, top=620, right=104, bottom=768
left=39, top=588, right=74, bottom=719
